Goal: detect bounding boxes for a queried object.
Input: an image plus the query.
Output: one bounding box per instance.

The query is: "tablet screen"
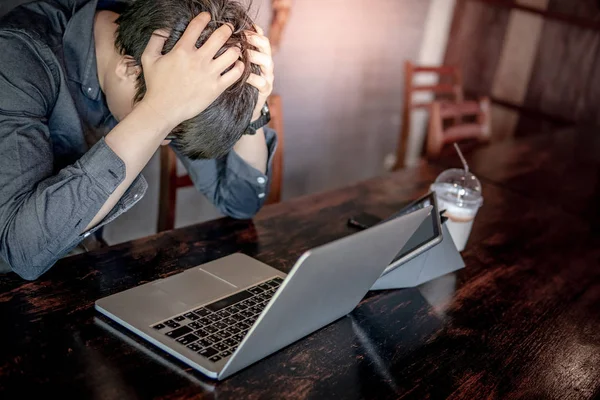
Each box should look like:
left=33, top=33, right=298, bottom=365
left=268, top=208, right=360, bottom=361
left=387, top=193, right=440, bottom=265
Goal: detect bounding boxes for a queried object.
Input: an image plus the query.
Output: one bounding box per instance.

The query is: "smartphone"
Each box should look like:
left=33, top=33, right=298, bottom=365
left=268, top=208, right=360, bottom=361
left=347, top=213, right=382, bottom=230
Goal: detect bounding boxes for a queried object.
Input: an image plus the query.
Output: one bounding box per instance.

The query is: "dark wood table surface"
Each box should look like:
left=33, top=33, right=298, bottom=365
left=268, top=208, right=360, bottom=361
left=1, top=128, right=600, bottom=399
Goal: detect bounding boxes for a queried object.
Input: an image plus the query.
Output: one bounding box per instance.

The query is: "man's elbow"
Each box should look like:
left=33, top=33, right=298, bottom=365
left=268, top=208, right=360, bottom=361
left=1, top=238, right=53, bottom=281
left=12, top=264, right=46, bottom=281
left=217, top=196, right=265, bottom=220
left=220, top=205, right=260, bottom=220
left=0, top=208, right=62, bottom=281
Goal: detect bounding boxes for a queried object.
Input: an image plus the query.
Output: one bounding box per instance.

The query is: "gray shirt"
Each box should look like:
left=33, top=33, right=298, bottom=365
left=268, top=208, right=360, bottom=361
left=0, top=0, right=277, bottom=280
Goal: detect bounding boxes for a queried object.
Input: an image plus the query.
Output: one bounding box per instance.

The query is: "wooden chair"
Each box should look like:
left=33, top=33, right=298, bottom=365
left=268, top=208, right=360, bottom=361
left=394, top=61, right=464, bottom=169
left=427, top=97, right=491, bottom=159
left=157, top=95, right=284, bottom=232
left=269, top=0, right=292, bottom=54
left=264, top=95, right=284, bottom=204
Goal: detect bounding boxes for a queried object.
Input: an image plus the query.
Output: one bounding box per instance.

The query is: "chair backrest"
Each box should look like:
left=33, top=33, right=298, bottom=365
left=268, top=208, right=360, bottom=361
left=157, top=95, right=285, bottom=232
left=395, top=61, right=463, bottom=168
left=404, top=61, right=464, bottom=110
left=426, top=97, right=491, bottom=159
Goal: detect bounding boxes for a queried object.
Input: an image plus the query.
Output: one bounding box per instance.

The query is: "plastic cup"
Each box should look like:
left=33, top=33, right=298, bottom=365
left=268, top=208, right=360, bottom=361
left=430, top=169, right=483, bottom=251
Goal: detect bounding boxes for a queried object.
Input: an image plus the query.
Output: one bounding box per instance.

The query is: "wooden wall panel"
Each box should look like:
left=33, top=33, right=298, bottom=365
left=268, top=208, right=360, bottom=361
left=581, top=51, right=600, bottom=126
left=546, top=0, right=600, bottom=22
left=444, top=0, right=513, bottom=96
left=487, top=1, right=549, bottom=140
left=513, top=109, right=572, bottom=138
left=446, top=0, right=600, bottom=137
left=523, top=19, right=600, bottom=124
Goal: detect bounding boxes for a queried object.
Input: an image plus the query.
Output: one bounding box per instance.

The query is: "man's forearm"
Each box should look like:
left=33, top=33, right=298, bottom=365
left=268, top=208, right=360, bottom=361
left=84, top=102, right=174, bottom=231
left=232, top=127, right=268, bottom=174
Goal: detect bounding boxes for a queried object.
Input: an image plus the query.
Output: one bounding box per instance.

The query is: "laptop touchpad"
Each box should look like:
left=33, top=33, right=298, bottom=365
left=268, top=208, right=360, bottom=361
left=154, top=269, right=236, bottom=307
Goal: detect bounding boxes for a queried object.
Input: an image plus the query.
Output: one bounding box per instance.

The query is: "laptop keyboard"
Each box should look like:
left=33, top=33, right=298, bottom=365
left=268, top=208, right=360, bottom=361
left=151, top=277, right=283, bottom=363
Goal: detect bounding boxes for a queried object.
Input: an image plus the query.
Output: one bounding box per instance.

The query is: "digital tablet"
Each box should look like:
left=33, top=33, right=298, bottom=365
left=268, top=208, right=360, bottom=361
left=381, top=192, right=443, bottom=276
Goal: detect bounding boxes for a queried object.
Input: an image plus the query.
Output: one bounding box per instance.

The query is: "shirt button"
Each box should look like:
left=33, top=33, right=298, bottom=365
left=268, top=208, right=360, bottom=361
left=257, top=177, right=266, bottom=185
left=134, top=194, right=139, bottom=200
left=258, top=193, right=266, bottom=199
left=83, top=232, right=91, bottom=238
left=86, top=87, right=93, bottom=94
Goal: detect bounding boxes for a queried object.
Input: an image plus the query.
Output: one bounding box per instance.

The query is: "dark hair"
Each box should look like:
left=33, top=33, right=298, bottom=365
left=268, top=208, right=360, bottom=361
left=115, top=0, right=260, bottom=159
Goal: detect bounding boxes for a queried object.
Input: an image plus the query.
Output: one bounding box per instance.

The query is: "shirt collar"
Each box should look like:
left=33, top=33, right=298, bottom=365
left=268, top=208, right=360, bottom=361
left=63, top=0, right=101, bottom=101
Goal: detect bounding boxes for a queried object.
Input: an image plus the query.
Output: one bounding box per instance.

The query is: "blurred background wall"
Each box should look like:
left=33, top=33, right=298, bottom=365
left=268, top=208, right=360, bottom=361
left=271, top=0, right=430, bottom=198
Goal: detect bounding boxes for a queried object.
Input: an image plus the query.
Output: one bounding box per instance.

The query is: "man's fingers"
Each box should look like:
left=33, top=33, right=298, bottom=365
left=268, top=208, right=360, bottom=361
left=246, top=73, right=268, bottom=92
left=213, top=46, right=242, bottom=73
left=200, top=23, right=235, bottom=58
left=220, top=60, right=245, bottom=87
left=246, top=33, right=272, bottom=56
left=142, top=30, right=168, bottom=66
left=246, top=50, right=273, bottom=75
left=176, top=12, right=211, bottom=51
left=254, top=24, right=265, bottom=36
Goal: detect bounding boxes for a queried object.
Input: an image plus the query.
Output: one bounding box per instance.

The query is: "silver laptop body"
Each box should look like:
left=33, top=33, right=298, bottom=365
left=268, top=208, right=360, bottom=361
left=96, top=206, right=431, bottom=380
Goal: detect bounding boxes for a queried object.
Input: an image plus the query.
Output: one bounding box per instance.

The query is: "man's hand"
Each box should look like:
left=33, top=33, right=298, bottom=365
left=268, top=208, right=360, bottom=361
left=140, top=12, right=245, bottom=131
left=92, top=13, right=246, bottom=231
left=246, top=26, right=274, bottom=120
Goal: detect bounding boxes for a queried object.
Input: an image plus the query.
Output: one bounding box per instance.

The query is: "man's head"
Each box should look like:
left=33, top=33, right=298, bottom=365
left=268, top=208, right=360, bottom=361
left=106, top=0, right=260, bottom=159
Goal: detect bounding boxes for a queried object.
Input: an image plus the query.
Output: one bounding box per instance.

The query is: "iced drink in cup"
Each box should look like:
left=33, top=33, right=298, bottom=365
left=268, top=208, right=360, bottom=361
left=430, top=169, right=483, bottom=252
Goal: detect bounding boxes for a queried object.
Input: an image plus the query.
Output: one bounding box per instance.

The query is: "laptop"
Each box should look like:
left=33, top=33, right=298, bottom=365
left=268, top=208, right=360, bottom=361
left=95, top=206, right=431, bottom=380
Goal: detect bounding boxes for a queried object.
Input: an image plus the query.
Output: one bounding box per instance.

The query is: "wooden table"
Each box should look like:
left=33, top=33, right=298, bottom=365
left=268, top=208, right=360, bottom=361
left=1, top=128, right=599, bottom=399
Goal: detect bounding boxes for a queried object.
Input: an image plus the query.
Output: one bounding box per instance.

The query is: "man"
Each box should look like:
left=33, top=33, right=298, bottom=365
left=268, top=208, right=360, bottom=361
left=0, top=0, right=277, bottom=280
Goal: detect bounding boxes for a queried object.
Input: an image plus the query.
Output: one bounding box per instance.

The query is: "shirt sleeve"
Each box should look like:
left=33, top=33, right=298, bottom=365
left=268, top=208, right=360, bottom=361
left=0, top=33, right=128, bottom=280
left=173, top=127, right=278, bottom=219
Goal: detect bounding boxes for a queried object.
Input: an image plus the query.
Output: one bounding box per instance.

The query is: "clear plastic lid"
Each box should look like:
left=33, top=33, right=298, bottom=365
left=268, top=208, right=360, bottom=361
left=430, top=168, right=483, bottom=209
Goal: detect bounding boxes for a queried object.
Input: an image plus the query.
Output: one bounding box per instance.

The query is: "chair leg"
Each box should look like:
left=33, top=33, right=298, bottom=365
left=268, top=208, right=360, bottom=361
left=426, top=102, right=444, bottom=159
left=394, top=60, right=414, bottom=170
left=266, top=94, right=284, bottom=204
left=157, top=146, right=178, bottom=232
left=479, top=96, right=492, bottom=140
left=395, top=111, right=411, bottom=170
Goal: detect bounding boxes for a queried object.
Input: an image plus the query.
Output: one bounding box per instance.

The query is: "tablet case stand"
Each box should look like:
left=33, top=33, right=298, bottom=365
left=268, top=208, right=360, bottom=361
left=370, top=221, right=465, bottom=290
